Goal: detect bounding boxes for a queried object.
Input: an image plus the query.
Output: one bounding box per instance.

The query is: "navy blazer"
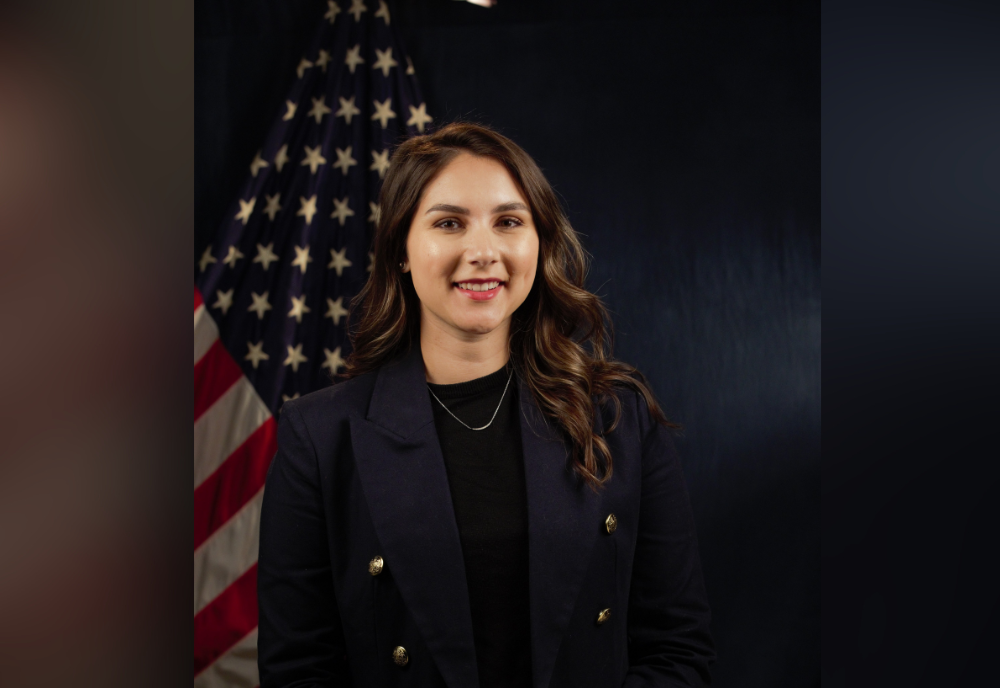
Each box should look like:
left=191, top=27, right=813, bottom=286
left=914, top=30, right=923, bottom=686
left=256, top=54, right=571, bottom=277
left=258, top=346, right=714, bottom=687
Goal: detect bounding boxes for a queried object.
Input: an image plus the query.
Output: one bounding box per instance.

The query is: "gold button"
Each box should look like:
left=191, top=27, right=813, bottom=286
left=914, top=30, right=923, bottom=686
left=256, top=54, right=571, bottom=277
left=596, top=608, right=611, bottom=625
left=605, top=513, right=618, bottom=534
left=392, top=645, right=409, bottom=667
left=368, top=556, right=384, bottom=576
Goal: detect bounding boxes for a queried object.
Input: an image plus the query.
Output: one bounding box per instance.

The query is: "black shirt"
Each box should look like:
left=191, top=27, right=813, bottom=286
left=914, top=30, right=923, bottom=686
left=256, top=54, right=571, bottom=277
left=427, top=365, right=533, bottom=688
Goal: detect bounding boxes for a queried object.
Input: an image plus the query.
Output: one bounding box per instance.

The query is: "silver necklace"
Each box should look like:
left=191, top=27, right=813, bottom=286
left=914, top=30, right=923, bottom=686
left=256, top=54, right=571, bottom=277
left=427, top=370, right=513, bottom=431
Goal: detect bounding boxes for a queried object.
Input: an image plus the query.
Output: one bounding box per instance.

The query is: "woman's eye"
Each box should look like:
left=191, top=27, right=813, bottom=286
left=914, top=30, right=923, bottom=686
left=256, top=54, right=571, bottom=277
left=498, top=217, right=523, bottom=228
left=436, top=219, right=461, bottom=230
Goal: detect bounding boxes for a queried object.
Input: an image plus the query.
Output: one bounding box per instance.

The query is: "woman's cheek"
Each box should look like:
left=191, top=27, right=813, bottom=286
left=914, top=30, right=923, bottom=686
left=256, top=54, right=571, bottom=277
left=511, top=234, right=538, bottom=267
left=519, top=236, right=540, bottom=282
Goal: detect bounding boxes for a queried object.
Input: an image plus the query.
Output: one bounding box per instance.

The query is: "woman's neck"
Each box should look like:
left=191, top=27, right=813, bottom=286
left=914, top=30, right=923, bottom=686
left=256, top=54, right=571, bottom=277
left=420, top=317, right=510, bottom=384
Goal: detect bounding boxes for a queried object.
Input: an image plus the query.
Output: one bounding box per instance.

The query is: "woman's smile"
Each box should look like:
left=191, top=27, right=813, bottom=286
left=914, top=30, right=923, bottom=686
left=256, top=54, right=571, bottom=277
left=453, top=278, right=505, bottom=300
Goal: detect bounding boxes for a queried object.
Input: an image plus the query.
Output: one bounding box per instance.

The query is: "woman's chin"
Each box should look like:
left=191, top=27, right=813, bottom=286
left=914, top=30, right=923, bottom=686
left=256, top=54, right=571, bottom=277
left=453, top=315, right=507, bottom=337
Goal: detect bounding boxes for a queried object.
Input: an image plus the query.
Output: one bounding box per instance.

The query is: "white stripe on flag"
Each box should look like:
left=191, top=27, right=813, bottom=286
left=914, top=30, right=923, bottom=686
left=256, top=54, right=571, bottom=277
left=194, top=303, right=218, bottom=365
left=195, top=376, right=272, bottom=488
left=194, top=626, right=259, bottom=688
left=194, top=487, right=264, bottom=614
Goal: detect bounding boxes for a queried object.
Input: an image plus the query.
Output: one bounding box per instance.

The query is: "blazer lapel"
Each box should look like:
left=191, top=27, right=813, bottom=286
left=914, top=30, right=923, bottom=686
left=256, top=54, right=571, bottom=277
left=349, top=347, right=479, bottom=688
left=518, top=376, right=604, bottom=688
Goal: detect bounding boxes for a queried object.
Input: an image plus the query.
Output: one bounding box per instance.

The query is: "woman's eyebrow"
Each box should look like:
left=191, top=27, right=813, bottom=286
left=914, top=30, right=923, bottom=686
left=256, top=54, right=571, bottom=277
left=492, top=202, right=529, bottom=213
left=424, top=201, right=529, bottom=215
left=425, top=203, right=469, bottom=215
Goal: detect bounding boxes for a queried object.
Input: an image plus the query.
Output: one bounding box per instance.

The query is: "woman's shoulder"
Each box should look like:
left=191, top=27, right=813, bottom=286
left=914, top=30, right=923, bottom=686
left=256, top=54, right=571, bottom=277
left=596, top=369, right=667, bottom=440
left=280, top=367, right=380, bottom=429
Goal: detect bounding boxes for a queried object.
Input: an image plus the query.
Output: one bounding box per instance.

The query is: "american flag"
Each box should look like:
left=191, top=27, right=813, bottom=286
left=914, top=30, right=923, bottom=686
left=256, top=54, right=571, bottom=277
left=193, top=1, right=428, bottom=684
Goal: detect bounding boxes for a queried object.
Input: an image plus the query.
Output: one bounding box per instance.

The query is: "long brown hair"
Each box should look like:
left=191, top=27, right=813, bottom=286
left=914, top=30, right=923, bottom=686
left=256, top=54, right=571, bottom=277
left=344, top=122, right=673, bottom=490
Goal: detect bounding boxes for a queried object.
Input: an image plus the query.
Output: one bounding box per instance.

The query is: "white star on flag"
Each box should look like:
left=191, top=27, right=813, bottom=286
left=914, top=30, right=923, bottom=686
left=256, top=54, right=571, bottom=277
left=244, top=341, right=270, bottom=369
left=250, top=151, right=268, bottom=176
left=253, top=242, right=280, bottom=270
left=223, top=245, right=245, bottom=268
left=332, top=146, right=357, bottom=175
left=348, top=0, right=367, bottom=22
left=331, top=197, right=355, bottom=226
left=315, top=49, right=331, bottom=71
left=373, top=47, right=398, bottom=77
left=370, top=149, right=390, bottom=178
left=375, top=0, right=391, bottom=24
left=368, top=202, right=381, bottom=224
left=297, top=195, right=318, bottom=224
left=325, top=296, right=349, bottom=324
left=406, top=55, right=415, bottom=75
left=296, top=57, right=313, bottom=78
left=336, top=96, right=361, bottom=124
left=292, top=245, right=313, bottom=274
left=263, top=193, right=282, bottom=221
left=372, top=98, right=396, bottom=128
left=283, top=343, right=308, bottom=372
left=301, top=145, right=327, bottom=174
left=328, top=247, right=353, bottom=276
left=288, top=294, right=312, bottom=323
left=247, top=291, right=272, bottom=319
left=407, top=103, right=432, bottom=133
left=324, top=0, right=341, bottom=24
left=198, top=245, right=216, bottom=272
left=282, top=392, right=301, bottom=402
left=234, top=197, right=256, bottom=225
left=282, top=100, right=297, bottom=121
left=307, top=96, right=332, bottom=124
left=367, top=251, right=375, bottom=272
left=322, top=346, right=346, bottom=374
left=344, top=44, right=364, bottom=74
left=213, top=288, right=234, bottom=315
left=274, top=144, right=290, bottom=172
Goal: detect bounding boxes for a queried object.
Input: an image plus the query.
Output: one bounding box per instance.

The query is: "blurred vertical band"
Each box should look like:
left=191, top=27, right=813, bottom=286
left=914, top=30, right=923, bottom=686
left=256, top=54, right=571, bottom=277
left=0, top=1, right=192, bottom=687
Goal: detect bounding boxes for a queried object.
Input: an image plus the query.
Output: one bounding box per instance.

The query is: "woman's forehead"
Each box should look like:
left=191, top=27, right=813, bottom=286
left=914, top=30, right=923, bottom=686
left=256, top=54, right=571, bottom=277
left=418, top=153, right=527, bottom=210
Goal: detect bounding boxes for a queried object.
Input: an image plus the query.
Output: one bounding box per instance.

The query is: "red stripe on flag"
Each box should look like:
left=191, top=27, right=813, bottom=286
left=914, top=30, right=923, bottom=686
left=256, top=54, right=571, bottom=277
left=194, top=417, right=277, bottom=550
left=194, top=285, right=204, bottom=311
left=194, top=563, right=258, bottom=676
left=194, top=339, right=243, bottom=422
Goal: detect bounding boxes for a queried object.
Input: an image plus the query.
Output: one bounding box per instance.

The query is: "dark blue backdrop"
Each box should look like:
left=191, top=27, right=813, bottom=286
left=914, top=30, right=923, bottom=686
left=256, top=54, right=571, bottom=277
left=195, top=1, right=820, bottom=684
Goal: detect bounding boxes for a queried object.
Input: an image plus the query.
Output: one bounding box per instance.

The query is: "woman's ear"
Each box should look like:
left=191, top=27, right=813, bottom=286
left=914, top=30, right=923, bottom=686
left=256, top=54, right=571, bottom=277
left=400, top=259, right=410, bottom=273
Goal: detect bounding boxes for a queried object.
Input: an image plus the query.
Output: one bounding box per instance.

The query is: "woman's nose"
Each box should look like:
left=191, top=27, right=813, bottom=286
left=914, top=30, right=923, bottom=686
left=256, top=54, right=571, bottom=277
left=465, top=223, right=498, bottom=266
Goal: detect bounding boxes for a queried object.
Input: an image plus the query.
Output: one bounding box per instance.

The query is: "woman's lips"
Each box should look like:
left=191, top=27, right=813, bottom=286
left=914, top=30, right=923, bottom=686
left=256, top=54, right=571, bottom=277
left=454, top=280, right=504, bottom=301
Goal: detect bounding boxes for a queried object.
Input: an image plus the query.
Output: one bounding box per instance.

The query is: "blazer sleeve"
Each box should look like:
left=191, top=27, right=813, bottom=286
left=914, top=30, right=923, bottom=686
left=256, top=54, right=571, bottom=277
left=623, top=394, right=715, bottom=687
left=257, top=401, right=349, bottom=688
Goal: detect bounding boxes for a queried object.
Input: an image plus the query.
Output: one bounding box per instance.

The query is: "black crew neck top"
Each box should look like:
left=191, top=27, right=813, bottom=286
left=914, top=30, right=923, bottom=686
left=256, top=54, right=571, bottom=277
left=426, top=365, right=533, bottom=688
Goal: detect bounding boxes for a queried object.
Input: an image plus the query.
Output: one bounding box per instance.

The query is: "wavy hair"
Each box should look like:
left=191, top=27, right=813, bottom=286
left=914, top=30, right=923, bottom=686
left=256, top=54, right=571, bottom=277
left=344, top=122, right=673, bottom=490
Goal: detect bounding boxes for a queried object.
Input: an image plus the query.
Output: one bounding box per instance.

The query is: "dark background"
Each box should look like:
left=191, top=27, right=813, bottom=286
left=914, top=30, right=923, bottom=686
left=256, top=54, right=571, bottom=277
left=196, top=0, right=820, bottom=685
left=822, top=1, right=1000, bottom=687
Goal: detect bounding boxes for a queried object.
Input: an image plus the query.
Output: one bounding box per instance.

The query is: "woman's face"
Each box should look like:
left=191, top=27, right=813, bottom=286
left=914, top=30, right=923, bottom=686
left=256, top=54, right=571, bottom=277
left=405, top=152, right=539, bottom=340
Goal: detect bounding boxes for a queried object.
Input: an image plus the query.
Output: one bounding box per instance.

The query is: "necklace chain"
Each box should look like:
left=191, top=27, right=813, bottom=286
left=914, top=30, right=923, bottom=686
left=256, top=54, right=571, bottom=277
left=427, top=370, right=513, bottom=431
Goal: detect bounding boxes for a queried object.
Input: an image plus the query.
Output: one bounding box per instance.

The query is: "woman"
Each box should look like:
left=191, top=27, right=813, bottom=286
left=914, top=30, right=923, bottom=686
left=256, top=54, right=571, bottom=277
left=258, top=122, right=715, bottom=687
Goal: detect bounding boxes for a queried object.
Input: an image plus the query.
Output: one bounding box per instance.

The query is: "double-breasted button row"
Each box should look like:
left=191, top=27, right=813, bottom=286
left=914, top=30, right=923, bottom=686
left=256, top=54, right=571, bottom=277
left=371, top=560, right=406, bottom=669
left=598, top=514, right=616, bottom=628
